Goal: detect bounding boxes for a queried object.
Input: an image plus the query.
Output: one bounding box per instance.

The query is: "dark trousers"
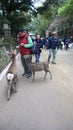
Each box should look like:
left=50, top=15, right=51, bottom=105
left=35, top=53, right=40, bottom=63
left=66, top=44, right=68, bottom=50
left=21, top=55, right=32, bottom=74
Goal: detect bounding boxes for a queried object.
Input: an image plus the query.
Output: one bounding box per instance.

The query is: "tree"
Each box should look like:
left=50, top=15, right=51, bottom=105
left=0, top=0, right=37, bottom=35
left=9, top=11, right=32, bottom=34
left=28, top=0, right=64, bottom=36
left=0, top=0, right=34, bottom=18
left=58, top=0, right=73, bottom=36
left=28, top=14, right=49, bottom=36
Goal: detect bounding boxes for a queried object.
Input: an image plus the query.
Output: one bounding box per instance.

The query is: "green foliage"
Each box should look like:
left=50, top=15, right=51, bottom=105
left=0, top=39, right=4, bottom=46
left=9, top=11, right=31, bottom=34
left=33, top=2, right=60, bottom=36
left=58, top=0, right=73, bottom=17
left=0, top=0, right=34, bottom=17
left=0, top=0, right=34, bottom=35
left=37, top=3, right=58, bottom=20
left=58, top=0, right=73, bottom=36
left=4, top=36, right=14, bottom=44
left=0, top=46, right=10, bottom=72
left=30, top=15, right=48, bottom=36
left=3, top=36, right=16, bottom=49
left=28, top=1, right=63, bottom=36
left=0, top=15, right=4, bottom=37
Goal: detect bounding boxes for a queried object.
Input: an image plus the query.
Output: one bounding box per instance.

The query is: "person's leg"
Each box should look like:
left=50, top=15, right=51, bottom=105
left=21, top=55, right=26, bottom=75
left=35, top=53, right=40, bottom=63
left=66, top=44, right=68, bottom=50
left=38, top=53, right=40, bottom=62
left=52, top=49, right=57, bottom=63
left=27, top=56, right=32, bottom=75
left=21, top=55, right=31, bottom=75
left=25, top=56, right=32, bottom=78
left=48, top=49, right=52, bottom=62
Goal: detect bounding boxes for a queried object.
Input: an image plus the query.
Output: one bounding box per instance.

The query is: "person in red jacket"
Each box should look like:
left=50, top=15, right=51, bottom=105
left=16, top=28, right=33, bottom=78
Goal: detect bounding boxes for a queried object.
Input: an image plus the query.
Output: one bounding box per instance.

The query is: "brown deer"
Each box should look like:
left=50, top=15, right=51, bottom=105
left=6, top=49, right=18, bottom=101
left=25, top=55, right=52, bottom=82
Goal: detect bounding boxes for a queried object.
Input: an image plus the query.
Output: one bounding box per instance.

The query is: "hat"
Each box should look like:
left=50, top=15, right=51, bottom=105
left=18, top=28, right=25, bottom=33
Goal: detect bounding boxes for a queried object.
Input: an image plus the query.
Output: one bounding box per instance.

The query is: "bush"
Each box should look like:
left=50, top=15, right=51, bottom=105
left=0, top=36, right=16, bottom=72
left=0, top=46, right=10, bottom=72
left=0, top=39, right=4, bottom=46
left=3, top=36, right=16, bottom=50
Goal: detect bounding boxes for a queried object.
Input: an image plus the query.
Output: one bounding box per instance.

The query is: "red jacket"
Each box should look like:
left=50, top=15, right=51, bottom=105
left=19, top=34, right=31, bottom=55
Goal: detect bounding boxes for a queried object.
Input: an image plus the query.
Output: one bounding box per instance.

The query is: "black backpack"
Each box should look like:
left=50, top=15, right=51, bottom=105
left=30, top=45, right=36, bottom=54
left=45, top=38, right=50, bottom=49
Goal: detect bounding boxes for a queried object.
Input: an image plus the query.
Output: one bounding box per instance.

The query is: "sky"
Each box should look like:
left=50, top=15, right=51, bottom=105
left=33, top=0, right=46, bottom=8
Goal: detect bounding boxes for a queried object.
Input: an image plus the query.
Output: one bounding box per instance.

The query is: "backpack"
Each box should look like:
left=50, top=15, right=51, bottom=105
left=30, top=45, right=36, bottom=54
left=26, top=35, right=36, bottom=54
left=45, top=38, right=50, bottom=49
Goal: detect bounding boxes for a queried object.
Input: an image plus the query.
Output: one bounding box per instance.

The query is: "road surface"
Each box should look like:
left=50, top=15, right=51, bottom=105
left=0, top=49, right=73, bottom=130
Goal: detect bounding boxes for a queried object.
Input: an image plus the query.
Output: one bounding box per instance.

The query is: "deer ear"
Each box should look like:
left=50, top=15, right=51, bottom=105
left=13, top=49, right=17, bottom=55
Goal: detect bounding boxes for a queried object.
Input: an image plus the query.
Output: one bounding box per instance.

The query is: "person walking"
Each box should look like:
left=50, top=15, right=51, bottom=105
left=34, top=35, right=43, bottom=63
left=16, top=28, right=33, bottom=78
left=63, top=36, right=71, bottom=50
left=48, top=31, right=59, bottom=64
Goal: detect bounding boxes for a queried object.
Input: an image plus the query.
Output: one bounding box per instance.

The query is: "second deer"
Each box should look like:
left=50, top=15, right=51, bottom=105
left=25, top=55, right=52, bottom=82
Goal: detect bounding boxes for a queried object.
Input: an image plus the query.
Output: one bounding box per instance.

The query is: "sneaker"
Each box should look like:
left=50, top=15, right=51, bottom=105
left=22, top=73, right=27, bottom=76
left=52, top=61, right=56, bottom=64
left=26, top=73, right=32, bottom=79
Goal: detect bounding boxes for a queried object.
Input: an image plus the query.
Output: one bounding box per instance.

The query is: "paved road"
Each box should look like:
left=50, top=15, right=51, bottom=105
left=0, top=49, right=73, bottom=130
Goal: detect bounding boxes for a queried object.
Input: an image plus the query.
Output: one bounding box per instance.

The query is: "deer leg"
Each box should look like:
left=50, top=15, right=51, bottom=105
left=12, top=79, right=17, bottom=93
left=7, top=81, right=12, bottom=101
left=15, top=74, right=18, bottom=82
left=47, top=70, right=52, bottom=79
left=13, top=74, right=18, bottom=92
left=13, top=83, right=17, bottom=93
left=44, top=71, right=47, bottom=79
left=32, top=71, right=35, bottom=82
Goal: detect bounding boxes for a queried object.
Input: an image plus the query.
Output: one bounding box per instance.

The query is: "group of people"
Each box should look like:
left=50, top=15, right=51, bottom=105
left=59, top=36, right=71, bottom=50
left=16, top=28, right=71, bottom=79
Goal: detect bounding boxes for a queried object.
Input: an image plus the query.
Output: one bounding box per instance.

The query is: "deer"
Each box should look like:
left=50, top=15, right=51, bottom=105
left=25, top=55, right=52, bottom=82
left=6, top=49, right=18, bottom=101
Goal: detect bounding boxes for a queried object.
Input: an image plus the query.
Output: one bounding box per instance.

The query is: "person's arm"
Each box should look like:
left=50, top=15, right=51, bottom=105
left=21, top=36, right=33, bottom=48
